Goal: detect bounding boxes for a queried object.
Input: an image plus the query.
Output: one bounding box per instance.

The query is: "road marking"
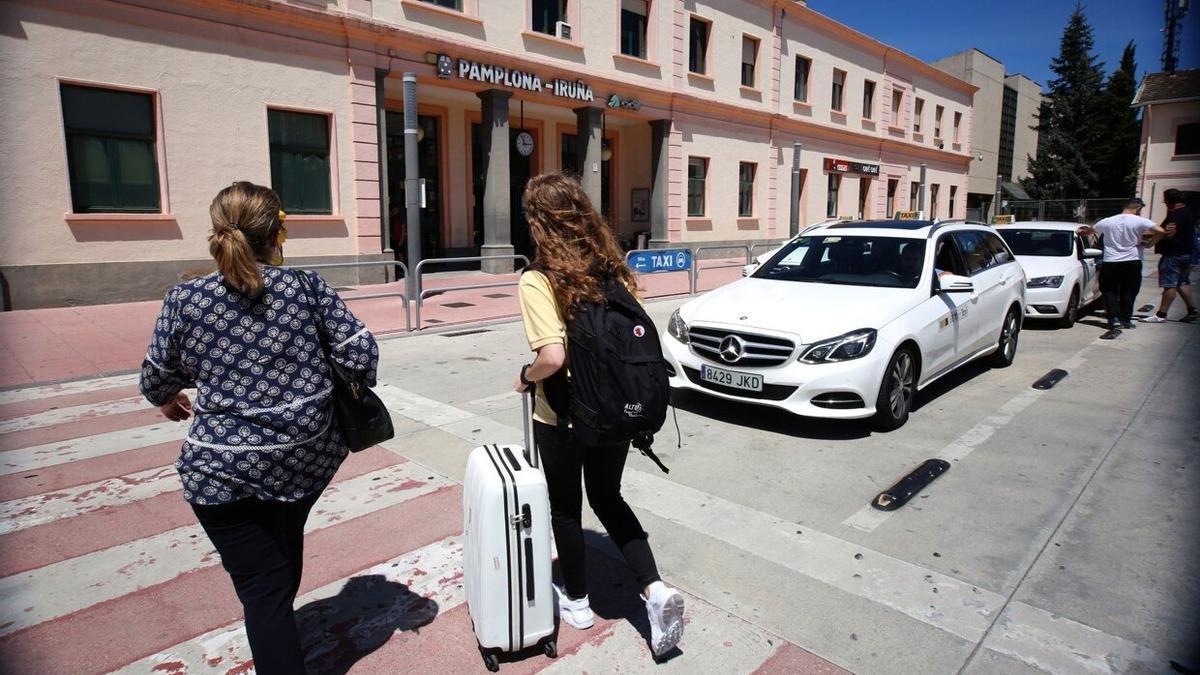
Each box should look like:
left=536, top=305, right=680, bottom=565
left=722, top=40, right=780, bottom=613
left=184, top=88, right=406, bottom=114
left=842, top=345, right=1097, bottom=533
left=0, top=423, right=183, bottom=476
left=0, top=396, right=150, bottom=434
left=981, top=601, right=1163, bottom=674
left=112, top=534, right=466, bottom=675
left=377, top=383, right=521, bottom=449
left=0, top=465, right=178, bottom=534
left=463, top=391, right=520, bottom=415
left=0, top=462, right=451, bottom=637
left=0, top=374, right=140, bottom=406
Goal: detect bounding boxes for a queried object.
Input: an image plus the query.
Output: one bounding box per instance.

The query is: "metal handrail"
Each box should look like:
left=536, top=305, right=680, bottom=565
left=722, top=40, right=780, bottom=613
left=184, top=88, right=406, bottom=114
left=689, top=244, right=753, bottom=294
left=413, top=254, right=530, bottom=330
left=748, top=240, right=789, bottom=259
left=295, top=260, right=411, bottom=333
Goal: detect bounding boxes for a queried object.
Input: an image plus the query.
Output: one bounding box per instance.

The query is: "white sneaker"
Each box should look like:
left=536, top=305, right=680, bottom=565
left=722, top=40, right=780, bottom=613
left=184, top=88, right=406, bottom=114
left=553, top=585, right=594, bottom=629
left=643, top=581, right=685, bottom=656
left=1141, top=314, right=1168, bottom=323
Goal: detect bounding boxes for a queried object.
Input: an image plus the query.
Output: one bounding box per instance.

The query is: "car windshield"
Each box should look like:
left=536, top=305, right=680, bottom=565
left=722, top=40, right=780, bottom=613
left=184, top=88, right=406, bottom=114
left=998, top=229, right=1074, bottom=257
left=753, top=235, right=926, bottom=288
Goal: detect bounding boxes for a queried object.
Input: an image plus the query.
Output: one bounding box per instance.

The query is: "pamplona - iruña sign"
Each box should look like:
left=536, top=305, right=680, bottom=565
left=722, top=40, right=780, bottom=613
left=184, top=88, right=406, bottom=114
left=448, top=56, right=594, bottom=103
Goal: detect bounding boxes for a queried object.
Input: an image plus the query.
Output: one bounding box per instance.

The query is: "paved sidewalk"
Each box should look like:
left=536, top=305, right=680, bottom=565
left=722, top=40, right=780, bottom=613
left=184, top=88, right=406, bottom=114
left=0, top=260, right=744, bottom=387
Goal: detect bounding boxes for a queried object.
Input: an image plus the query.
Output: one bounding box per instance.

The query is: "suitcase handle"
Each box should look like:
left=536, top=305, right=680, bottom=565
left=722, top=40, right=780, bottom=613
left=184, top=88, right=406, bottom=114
left=524, top=536, right=535, bottom=601
left=521, top=390, right=539, bottom=469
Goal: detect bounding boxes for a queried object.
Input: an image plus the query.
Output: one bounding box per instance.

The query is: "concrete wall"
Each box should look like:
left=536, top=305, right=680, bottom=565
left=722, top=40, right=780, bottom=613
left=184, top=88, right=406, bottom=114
left=1005, top=74, right=1042, bottom=183
left=933, top=49, right=1004, bottom=197
left=1138, top=100, right=1200, bottom=222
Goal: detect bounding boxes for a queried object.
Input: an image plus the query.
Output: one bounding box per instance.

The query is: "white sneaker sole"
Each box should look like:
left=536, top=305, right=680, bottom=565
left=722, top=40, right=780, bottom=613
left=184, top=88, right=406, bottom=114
left=560, top=611, right=594, bottom=630
left=651, top=592, right=685, bottom=656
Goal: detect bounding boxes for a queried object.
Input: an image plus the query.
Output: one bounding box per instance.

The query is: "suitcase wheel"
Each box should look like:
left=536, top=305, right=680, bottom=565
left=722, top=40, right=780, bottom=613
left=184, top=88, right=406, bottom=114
left=543, top=640, right=558, bottom=659
left=483, top=653, right=500, bottom=672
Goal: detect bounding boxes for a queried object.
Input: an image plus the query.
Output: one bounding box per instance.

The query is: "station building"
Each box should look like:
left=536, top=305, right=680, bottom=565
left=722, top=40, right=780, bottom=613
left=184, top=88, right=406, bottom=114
left=0, top=0, right=975, bottom=308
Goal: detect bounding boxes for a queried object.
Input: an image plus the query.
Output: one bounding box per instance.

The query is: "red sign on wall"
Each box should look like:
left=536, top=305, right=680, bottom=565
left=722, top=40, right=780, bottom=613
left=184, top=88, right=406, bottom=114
left=823, top=158, right=881, bottom=176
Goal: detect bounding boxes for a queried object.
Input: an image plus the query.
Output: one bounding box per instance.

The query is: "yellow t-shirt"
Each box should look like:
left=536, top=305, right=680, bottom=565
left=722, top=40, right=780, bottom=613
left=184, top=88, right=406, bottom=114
left=518, top=271, right=567, bottom=425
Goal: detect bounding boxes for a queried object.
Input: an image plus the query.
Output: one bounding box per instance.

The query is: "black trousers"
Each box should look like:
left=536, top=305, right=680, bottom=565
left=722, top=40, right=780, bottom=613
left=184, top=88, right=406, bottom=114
left=192, top=493, right=321, bottom=675
left=534, top=422, right=661, bottom=599
left=1099, top=260, right=1142, bottom=324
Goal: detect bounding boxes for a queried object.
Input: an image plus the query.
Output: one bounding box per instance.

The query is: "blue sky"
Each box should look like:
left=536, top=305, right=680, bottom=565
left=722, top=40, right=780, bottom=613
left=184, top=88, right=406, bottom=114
left=815, top=1, right=1200, bottom=90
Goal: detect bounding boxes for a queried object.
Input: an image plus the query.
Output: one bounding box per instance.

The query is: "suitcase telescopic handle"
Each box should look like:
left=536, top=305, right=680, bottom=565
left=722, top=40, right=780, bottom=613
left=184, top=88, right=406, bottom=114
left=521, top=390, right=539, bottom=469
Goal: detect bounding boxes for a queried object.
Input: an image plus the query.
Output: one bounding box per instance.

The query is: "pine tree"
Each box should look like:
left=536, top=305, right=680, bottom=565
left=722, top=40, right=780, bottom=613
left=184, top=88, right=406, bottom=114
left=1096, top=42, right=1140, bottom=198
left=1021, top=6, right=1106, bottom=199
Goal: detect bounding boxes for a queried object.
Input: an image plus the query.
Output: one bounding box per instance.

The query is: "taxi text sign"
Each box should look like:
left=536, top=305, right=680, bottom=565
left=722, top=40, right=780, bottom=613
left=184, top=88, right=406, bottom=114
left=628, top=249, right=692, bottom=274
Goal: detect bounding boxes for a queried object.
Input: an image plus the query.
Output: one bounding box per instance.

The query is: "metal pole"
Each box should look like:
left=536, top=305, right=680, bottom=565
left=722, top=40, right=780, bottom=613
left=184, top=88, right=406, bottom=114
left=918, top=163, right=927, bottom=213
left=994, top=173, right=1002, bottom=219
left=403, top=73, right=421, bottom=301
left=376, top=69, right=391, bottom=258
left=789, top=142, right=803, bottom=237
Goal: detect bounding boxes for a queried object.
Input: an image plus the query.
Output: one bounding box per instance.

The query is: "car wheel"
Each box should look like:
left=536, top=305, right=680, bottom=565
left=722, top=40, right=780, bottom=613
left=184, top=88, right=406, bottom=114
left=989, top=307, right=1021, bottom=368
left=1058, top=288, right=1079, bottom=328
left=873, top=347, right=917, bottom=431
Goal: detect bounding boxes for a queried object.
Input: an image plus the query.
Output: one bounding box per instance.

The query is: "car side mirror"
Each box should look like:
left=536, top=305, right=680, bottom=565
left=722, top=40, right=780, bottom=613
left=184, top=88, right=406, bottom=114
left=742, top=263, right=760, bottom=277
left=938, top=274, right=974, bottom=293
left=1082, top=248, right=1103, bottom=259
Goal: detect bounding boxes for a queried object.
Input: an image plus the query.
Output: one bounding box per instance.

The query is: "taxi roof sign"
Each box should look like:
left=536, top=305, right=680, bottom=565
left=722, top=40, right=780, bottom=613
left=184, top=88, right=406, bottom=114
left=992, top=215, right=1016, bottom=225
left=895, top=210, right=924, bottom=220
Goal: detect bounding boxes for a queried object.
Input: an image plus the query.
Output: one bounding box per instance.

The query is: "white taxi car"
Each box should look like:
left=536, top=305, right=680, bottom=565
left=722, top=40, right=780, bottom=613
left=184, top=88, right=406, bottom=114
left=663, top=219, right=1026, bottom=430
left=995, top=222, right=1102, bottom=327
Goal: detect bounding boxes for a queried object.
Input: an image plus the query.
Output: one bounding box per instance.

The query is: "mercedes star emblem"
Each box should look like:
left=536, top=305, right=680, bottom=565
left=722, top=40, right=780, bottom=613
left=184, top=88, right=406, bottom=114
left=719, top=335, right=746, bottom=363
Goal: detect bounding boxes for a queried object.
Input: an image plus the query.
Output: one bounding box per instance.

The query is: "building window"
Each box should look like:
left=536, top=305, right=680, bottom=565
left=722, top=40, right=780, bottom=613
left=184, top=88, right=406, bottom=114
left=930, top=184, right=940, bottom=218
left=891, top=88, right=904, bottom=126
left=999, top=86, right=1018, bottom=180
left=831, top=69, right=846, bottom=112
left=934, top=105, right=945, bottom=139
left=949, top=185, right=957, bottom=217
left=60, top=83, right=161, bottom=213
left=857, top=177, right=871, bottom=219
left=827, top=173, right=841, bottom=218
left=913, top=98, right=924, bottom=133
left=953, top=111, right=962, bottom=143
left=886, top=179, right=898, bottom=217
left=738, top=162, right=756, bottom=217
left=268, top=109, right=332, bottom=215
left=688, top=16, right=710, bottom=75
left=687, top=157, right=707, bottom=217
left=794, top=56, right=811, bottom=102
left=619, top=0, right=648, bottom=59
left=532, top=0, right=567, bottom=36
left=910, top=181, right=920, bottom=210
left=862, top=80, right=876, bottom=120
left=741, top=35, right=759, bottom=88
left=420, top=0, right=462, bottom=9
left=1176, top=123, right=1200, bottom=155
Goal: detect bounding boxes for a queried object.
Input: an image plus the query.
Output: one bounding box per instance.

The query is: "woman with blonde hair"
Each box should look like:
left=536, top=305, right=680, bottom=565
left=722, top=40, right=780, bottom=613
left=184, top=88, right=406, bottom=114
left=139, top=181, right=378, bottom=673
left=513, top=172, right=685, bottom=657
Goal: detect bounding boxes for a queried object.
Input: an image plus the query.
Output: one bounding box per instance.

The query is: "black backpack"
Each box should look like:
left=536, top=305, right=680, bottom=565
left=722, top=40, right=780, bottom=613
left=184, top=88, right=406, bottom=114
left=534, top=269, right=671, bottom=468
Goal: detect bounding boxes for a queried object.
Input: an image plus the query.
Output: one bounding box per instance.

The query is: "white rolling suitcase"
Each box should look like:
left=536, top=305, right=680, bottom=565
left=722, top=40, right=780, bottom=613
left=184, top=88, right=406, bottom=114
left=463, top=393, right=557, bottom=671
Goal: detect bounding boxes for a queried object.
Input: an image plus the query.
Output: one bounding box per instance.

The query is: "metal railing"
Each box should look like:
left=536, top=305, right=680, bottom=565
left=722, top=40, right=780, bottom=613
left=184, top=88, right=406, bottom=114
left=689, top=245, right=753, bottom=294
left=1002, top=198, right=1127, bottom=224
left=295, top=260, right=411, bottom=333
left=413, top=254, right=530, bottom=330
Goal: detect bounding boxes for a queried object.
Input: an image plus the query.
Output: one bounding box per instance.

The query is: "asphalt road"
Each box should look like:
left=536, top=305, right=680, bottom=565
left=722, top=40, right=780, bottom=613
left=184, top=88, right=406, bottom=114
left=374, top=286, right=1200, bottom=675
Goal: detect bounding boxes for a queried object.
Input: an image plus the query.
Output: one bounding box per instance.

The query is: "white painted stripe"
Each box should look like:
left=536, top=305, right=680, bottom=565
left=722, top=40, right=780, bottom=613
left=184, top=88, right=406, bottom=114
left=982, top=601, right=1163, bottom=674
left=0, top=374, right=140, bottom=406
left=112, top=535, right=466, bottom=675
left=539, top=591, right=780, bottom=673
left=0, top=396, right=150, bottom=434
left=463, top=391, right=521, bottom=415
left=0, top=423, right=183, bottom=476
left=375, top=383, right=476, bottom=428
left=0, top=461, right=451, bottom=637
left=0, top=465, right=178, bottom=534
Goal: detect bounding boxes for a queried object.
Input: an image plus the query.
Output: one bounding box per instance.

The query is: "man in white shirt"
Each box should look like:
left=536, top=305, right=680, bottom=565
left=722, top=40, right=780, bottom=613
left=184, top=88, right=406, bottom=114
left=1078, top=198, right=1165, bottom=330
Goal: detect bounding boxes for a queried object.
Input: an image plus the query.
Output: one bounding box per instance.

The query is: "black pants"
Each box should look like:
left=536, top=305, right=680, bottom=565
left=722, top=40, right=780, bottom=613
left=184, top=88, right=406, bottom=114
left=1099, top=260, right=1142, bottom=325
left=192, top=493, right=321, bottom=675
left=534, top=422, right=661, bottom=599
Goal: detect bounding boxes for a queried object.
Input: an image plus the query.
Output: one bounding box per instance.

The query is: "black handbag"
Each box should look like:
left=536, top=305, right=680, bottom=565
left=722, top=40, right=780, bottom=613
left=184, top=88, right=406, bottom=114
left=296, top=270, right=394, bottom=453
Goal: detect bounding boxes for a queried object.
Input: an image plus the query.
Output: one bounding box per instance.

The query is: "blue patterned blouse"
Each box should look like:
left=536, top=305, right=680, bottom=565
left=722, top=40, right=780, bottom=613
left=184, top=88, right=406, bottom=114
left=139, top=266, right=379, bottom=506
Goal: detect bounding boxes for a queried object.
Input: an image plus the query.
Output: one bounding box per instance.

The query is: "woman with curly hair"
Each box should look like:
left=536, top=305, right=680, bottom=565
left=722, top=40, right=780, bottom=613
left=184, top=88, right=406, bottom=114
left=513, top=172, right=685, bottom=657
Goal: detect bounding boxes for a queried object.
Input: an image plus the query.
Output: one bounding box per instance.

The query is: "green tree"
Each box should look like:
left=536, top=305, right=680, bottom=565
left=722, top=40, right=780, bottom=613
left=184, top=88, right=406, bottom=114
left=1096, top=41, right=1140, bottom=198
left=1021, top=5, right=1106, bottom=199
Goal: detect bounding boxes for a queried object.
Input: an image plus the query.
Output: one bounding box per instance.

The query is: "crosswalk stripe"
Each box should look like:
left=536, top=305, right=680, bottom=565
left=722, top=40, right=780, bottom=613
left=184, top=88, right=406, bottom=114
left=0, top=461, right=452, bottom=637
left=0, top=465, right=178, bottom=535
left=0, top=374, right=140, bottom=406
left=0, top=396, right=150, bottom=434
left=0, top=423, right=184, bottom=476
left=112, top=534, right=466, bottom=675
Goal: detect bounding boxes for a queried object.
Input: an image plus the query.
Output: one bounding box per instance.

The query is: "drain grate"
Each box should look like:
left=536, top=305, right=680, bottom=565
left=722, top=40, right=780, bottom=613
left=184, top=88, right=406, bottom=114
left=441, top=328, right=493, bottom=338
left=442, top=301, right=475, bottom=308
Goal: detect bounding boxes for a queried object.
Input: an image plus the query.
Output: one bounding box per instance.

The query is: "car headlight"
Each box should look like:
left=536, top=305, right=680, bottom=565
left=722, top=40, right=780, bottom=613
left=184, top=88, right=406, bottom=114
left=667, top=309, right=689, bottom=343
left=799, top=329, right=877, bottom=364
left=1027, top=275, right=1064, bottom=288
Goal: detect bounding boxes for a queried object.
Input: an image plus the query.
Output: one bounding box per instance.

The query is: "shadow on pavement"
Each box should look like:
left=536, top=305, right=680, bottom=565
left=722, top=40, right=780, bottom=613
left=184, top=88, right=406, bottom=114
left=909, top=359, right=992, bottom=414
left=670, top=388, right=871, bottom=440
left=299, top=575, right=439, bottom=675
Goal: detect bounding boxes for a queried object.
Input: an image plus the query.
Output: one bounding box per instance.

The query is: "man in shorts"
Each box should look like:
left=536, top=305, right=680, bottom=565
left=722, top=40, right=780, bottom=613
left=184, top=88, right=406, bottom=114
left=1078, top=198, right=1165, bottom=330
left=1143, top=189, right=1198, bottom=323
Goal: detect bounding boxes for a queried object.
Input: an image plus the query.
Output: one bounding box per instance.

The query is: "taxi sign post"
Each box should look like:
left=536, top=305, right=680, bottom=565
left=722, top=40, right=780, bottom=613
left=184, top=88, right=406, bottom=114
left=626, top=248, right=693, bottom=274
left=895, top=210, right=925, bottom=220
